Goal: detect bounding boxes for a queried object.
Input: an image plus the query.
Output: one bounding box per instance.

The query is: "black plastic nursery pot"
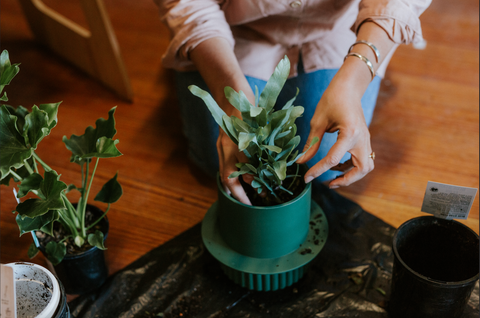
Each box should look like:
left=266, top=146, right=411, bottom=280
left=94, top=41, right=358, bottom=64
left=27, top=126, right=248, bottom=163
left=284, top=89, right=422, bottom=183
left=33, top=204, right=109, bottom=295
left=389, top=216, right=479, bottom=318
left=202, top=173, right=328, bottom=291
left=6, top=262, right=70, bottom=318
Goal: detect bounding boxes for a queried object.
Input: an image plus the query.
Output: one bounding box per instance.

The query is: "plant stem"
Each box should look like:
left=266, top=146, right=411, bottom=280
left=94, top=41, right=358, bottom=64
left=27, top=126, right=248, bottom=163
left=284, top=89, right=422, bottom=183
left=57, top=207, right=79, bottom=238
left=32, top=152, right=52, bottom=171
left=81, top=158, right=100, bottom=237
left=23, top=159, right=34, bottom=174
left=287, top=164, right=300, bottom=191
left=61, top=194, right=81, bottom=229
left=86, top=203, right=110, bottom=231
left=9, top=170, right=23, bottom=182
left=32, top=156, right=39, bottom=173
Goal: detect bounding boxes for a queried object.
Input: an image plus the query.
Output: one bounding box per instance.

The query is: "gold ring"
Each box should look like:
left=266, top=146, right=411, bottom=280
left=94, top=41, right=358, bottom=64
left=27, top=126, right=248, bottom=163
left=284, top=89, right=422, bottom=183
left=369, top=152, right=375, bottom=160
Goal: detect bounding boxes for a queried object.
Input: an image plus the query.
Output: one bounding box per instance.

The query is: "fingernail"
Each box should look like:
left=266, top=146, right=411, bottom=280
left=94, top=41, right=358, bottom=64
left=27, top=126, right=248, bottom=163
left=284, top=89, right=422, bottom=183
left=305, top=176, right=313, bottom=183
left=329, top=185, right=339, bottom=189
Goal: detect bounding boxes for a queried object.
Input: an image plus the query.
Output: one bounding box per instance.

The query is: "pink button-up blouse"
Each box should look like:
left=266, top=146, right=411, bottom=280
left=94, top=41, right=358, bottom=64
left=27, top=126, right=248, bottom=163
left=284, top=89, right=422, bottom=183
left=155, top=0, right=431, bottom=80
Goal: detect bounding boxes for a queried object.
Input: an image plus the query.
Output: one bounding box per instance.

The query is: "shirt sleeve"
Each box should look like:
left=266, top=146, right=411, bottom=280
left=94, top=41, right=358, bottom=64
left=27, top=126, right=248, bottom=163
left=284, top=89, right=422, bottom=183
left=354, top=0, right=432, bottom=44
left=155, top=0, right=235, bottom=70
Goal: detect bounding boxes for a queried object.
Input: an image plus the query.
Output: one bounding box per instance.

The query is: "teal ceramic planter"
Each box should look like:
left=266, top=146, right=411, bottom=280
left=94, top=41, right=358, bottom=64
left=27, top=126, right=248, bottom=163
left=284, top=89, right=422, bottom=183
left=202, top=174, right=328, bottom=291
left=217, top=176, right=311, bottom=259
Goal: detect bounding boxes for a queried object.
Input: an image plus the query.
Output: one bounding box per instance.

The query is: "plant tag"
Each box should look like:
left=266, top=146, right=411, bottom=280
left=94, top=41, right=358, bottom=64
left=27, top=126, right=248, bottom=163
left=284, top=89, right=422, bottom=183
left=1, top=264, right=16, bottom=318
left=421, top=181, right=478, bottom=220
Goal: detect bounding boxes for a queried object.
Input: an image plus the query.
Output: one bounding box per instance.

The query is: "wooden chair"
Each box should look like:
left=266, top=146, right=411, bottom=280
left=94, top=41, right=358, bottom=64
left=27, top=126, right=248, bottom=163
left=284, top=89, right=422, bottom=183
left=18, top=0, right=133, bottom=102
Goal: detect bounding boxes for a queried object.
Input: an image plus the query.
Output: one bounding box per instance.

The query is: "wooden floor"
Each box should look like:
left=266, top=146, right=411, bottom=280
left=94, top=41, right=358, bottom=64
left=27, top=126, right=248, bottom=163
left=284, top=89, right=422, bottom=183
left=1, top=0, right=478, bottom=284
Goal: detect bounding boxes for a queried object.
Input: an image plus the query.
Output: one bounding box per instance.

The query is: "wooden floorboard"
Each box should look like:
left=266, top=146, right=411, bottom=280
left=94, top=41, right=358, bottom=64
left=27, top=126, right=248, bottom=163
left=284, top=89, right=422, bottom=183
left=1, top=0, right=478, bottom=284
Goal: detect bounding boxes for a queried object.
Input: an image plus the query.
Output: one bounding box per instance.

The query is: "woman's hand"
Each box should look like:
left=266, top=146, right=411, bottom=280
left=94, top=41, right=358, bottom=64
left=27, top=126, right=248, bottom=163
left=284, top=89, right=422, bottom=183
left=297, top=21, right=396, bottom=188
left=217, top=130, right=252, bottom=205
left=296, top=75, right=374, bottom=188
left=190, top=37, right=256, bottom=205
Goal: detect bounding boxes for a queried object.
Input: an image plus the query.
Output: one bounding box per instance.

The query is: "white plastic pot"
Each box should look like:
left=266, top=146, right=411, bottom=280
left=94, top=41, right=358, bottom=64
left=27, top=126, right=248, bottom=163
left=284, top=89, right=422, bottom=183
left=5, top=262, right=69, bottom=318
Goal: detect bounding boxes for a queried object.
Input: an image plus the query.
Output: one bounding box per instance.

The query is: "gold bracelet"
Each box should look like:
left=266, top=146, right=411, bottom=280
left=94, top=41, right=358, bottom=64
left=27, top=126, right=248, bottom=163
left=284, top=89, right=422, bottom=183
left=348, top=40, right=380, bottom=63
left=344, top=52, right=375, bottom=81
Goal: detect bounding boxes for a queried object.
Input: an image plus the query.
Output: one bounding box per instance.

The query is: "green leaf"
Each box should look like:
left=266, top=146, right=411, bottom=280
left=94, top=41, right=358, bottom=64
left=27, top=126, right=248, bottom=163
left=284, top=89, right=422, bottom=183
left=188, top=85, right=228, bottom=133
left=249, top=105, right=263, bottom=117
left=63, top=107, right=121, bottom=162
left=16, top=209, right=58, bottom=235
left=16, top=170, right=67, bottom=218
left=245, top=163, right=257, bottom=174
left=279, top=185, right=293, bottom=195
left=27, top=242, right=39, bottom=259
left=232, top=117, right=252, bottom=133
left=65, top=184, right=82, bottom=194
left=251, top=106, right=267, bottom=127
left=268, top=107, right=293, bottom=146
left=1, top=157, right=35, bottom=186
left=261, top=145, right=282, bottom=153
left=288, top=136, right=320, bottom=166
left=228, top=170, right=249, bottom=179
left=273, top=161, right=287, bottom=180
left=238, top=132, right=256, bottom=152
left=74, top=235, right=84, bottom=247
left=251, top=180, right=262, bottom=189
left=5, top=105, right=28, bottom=133
left=39, top=210, right=59, bottom=236
left=256, top=124, right=271, bottom=143
left=39, top=102, right=61, bottom=129
left=0, top=50, right=20, bottom=98
left=94, top=172, right=123, bottom=203
left=224, top=87, right=251, bottom=112
left=45, top=241, right=66, bottom=266
left=23, top=105, right=52, bottom=149
left=95, top=137, right=122, bottom=158
left=88, top=230, right=106, bottom=250
left=17, top=172, right=43, bottom=198
left=259, top=56, right=290, bottom=113
left=281, top=88, right=299, bottom=110
left=287, top=106, right=304, bottom=126
left=0, top=105, right=32, bottom=180
left=275, top=135, right=300, bottom=161
left=222, top=115, right=238, bottom=143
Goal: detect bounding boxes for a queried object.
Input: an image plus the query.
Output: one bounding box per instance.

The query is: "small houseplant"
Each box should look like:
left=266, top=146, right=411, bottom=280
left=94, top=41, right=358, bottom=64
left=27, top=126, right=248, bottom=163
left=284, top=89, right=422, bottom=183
left=189, top=56, right=318, bottom=206
left=0, top=50, right=122, bottom=293
left=190, top=56, right=327, bottom=291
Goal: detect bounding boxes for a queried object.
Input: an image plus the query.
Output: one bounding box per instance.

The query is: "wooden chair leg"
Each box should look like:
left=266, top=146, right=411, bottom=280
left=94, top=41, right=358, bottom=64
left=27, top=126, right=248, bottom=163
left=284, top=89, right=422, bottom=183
left=18, top=0, right=133, bottom=102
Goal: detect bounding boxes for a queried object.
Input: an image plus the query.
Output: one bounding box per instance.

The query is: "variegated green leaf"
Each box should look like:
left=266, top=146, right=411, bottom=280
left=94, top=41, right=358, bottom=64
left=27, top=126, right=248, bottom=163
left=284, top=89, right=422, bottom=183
left=63, top=107, right=122, bottom=162
left=0, top=105, right=32, bottom=180
left=238, top=132, right=256, bottom=151
left=273, top=161, right=287, bottom=180
left=16, top=170, right=67, bottom=218
left=189, top=85, right=227, bottom=132
left=259, top=56, right=290, bottom=113
left=222, top=115, right=238, bottom=143
left=224, top=87, right=251, bottom=112
left=88, top=230, right=106, bottom=250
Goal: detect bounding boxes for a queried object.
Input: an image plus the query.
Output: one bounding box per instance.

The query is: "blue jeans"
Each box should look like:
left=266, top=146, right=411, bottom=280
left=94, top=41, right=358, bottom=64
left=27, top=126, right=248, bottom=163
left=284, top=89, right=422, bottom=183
left=174, top=65, right=381, bottom=184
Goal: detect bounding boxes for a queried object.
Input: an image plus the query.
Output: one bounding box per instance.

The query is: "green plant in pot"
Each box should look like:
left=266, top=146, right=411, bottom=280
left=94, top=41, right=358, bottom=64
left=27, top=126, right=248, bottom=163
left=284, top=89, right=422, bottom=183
left=0, top=50, right=123, bottom=294
left=189, top=56, right=328, bottom=291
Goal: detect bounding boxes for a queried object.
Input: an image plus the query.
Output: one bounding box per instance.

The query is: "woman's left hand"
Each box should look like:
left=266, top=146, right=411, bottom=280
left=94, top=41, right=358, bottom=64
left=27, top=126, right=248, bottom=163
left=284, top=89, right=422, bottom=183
left=296, top=61, right=375, bottom=188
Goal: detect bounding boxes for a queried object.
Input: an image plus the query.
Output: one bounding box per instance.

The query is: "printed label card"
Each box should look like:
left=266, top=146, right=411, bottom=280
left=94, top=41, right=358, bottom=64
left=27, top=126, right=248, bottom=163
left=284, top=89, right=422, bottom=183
left=1, top=264, right=16, bottom=318
left=421, top=181, right=478, bottom=220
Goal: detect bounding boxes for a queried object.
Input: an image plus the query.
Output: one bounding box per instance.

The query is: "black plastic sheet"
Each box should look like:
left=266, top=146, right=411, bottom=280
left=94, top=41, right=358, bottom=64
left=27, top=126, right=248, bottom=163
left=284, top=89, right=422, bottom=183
left=69, top=184, right=479, bottom=317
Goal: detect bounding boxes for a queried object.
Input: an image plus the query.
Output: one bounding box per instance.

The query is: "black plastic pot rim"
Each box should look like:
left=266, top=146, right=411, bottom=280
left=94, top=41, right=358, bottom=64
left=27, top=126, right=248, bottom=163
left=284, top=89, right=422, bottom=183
left=393, top=216, right=479, bottom=287
left=32, top=231, right=108, bottom=260
left=216, top=172, right=311, bottom=209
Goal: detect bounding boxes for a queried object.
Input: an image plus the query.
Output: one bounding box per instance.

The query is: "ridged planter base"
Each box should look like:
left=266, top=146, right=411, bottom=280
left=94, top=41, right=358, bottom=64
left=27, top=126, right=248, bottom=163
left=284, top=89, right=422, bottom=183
left=202, top=201, right=328, bottom=291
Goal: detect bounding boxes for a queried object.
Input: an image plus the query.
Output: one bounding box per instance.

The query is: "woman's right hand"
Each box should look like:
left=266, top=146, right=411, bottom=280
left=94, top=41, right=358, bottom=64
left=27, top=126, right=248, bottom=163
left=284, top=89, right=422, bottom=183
left=216, top=130, right=252, bottom=205
left=190, top=37, right=257, bottom=205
